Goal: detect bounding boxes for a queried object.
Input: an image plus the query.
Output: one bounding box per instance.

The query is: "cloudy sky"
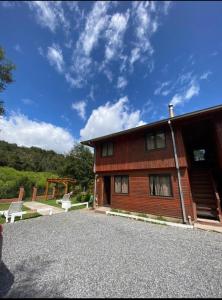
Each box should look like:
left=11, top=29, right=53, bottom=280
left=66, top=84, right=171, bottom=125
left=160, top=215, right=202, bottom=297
left=0, top=1, right=222, bottom=153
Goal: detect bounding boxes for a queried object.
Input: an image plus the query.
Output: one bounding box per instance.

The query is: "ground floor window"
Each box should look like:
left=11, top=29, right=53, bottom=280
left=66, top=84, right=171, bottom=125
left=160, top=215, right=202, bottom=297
left=114, top=176, right=129, bottom=194
left=149, top=174, right=172, bottom=197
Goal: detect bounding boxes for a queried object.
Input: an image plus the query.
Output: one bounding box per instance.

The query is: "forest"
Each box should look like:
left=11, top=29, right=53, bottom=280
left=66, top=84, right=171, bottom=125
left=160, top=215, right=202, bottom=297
left=0, top=141, right=94, bottom=199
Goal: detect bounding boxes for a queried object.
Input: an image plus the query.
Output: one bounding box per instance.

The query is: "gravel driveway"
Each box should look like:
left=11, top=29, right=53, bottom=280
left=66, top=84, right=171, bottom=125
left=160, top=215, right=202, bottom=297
left=1, top=210, right=222, bottom=298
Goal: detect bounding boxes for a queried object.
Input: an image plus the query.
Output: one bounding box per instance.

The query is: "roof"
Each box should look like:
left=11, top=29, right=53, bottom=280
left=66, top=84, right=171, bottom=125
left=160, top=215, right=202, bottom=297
left=81, top=104, right=222, bottom=147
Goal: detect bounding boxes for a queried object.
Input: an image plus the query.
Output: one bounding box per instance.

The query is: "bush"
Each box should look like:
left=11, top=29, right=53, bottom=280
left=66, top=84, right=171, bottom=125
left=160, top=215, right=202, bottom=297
left=0, top=167, right=57, bottom=199
left=75, top=192, right=92, bottom=203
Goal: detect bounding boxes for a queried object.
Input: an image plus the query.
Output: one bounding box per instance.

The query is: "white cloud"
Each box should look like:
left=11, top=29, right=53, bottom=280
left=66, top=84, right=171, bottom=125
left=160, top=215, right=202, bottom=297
left=72, top=101, right=87, bottom=120
left=80, top=96, right=145, bottom=141
left=129, top=1, right=171, bottom=68
left=163, top=1, right=172, bottom=15
left=38, top=46, right=44, bottom=56
left=141, top=99, right=154, bottom=116
left=77, top=1, right=110, bottom=56
left=64, top=1, right=171, bottom=88
left=65, top=72, right=82, bottom=88
left=129, top=47, right=141, bottom=65
left=130, top=2, right=155, bottom=65
left=47, top=43, right=64, bottom=73
left=27, top=1, right=69, bottom=33
left=69, top=2, right=110, bottom=87
left=117, top=76, right=128, bottom=89
left=154, top=81, right=170, bottom=95
left=200, top=71, right=212, bottom=80
left=184, top=81, right=200, bottom=99
left=0, top=113, right=75, bottom=154
left=105, top=11, right=129, bottom=61
left=170, top=80, right=200, bottom=106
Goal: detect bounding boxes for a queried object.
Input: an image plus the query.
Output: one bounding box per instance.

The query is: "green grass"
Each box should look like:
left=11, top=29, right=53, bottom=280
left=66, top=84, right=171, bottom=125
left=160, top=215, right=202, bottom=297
left=0, top=203, right=31, bottom=211
left=37, top=196, right=84, bottom=209
left=69, top=204, right=88, bottom=211
left=37, top=199, right=61, bottom=208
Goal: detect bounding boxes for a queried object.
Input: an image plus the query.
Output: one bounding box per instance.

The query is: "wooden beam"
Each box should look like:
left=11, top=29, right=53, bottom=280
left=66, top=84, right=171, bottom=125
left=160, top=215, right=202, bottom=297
left=64, top=183, right=68, bottom=194
left=45, top=181, right=49, bottom=200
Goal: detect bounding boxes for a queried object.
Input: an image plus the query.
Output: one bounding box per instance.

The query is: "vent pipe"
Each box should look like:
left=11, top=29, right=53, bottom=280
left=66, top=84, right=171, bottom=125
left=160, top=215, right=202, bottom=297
left=168, top=104, right=174, bottom=118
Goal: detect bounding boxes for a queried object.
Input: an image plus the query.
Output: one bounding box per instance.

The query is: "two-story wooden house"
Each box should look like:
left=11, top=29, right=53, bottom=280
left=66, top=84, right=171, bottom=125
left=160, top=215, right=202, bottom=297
left=81, top=104, right=222, bottom=224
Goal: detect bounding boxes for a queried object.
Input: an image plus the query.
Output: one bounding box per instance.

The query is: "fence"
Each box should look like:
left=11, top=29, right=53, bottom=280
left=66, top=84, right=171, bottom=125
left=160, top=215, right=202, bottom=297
left=0, top=186, right=55, bottom=203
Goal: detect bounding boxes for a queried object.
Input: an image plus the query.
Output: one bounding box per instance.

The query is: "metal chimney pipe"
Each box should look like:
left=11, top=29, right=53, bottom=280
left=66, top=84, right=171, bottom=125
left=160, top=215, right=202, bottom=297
left=168, top=104, right=174, bottom=118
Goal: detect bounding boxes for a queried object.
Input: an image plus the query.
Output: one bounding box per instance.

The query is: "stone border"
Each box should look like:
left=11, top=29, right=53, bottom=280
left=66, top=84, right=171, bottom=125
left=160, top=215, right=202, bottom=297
left=106, top=211, right=194, bottom=229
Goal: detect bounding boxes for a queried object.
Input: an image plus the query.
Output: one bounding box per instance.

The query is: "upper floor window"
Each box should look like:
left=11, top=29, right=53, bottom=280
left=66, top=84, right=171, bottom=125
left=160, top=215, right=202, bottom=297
left=114, top=176, right=129, bottom=194
left=101, top=142, right=113, bottom=157
left=193, top=149, right=206, bottom=161
left=146, top=131, right=166, bottom=150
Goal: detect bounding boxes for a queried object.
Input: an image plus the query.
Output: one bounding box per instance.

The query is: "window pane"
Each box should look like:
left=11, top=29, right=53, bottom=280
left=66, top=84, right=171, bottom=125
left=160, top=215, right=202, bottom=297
left=156, top=132, right=165, bottom=148
left=193, top=149, right=205, bottom=161
left=147, top=134, right=155, bottom=150
left=149, top=175, right=172, bottom=197
left=161, top=176, right=172, bottom=196
left=102, top=144, right=107, bottom=156
left=115, top=176, right=121, bottom=193
left=107, top=142, right=113, bottom=156
left=122, top=176, right=128, bottom=193
left=150, top=176, right=155, bottom=196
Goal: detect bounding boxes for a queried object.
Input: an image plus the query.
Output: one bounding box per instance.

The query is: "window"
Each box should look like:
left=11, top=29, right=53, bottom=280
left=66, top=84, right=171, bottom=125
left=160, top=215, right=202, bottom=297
left=149, top=174, right=172, bottom=197
left=114, top=176, right=129, bottom=194
left=146, top=131, right=165, bottom=150
left=193, top=149, right=206, bottom=161
left=102, top=142, right=113, bottom=157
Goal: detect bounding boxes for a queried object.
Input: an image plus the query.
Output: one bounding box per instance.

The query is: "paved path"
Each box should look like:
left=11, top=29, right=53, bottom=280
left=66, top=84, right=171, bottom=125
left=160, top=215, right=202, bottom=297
left=1, top=210, right=222, bottom=298
left=24, top=201, right=64, bottom=215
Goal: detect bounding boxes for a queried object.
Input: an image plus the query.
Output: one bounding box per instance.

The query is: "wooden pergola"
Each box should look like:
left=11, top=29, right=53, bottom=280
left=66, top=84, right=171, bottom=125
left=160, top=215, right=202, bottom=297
left=45, top=178, right=76, bottom=200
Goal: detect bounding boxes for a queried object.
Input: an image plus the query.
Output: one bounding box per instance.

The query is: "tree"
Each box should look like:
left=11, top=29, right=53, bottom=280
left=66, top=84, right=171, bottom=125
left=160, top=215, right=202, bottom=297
left=60, top=143, right=94, bottom=190
left=0, top=46, right=16, bottom=115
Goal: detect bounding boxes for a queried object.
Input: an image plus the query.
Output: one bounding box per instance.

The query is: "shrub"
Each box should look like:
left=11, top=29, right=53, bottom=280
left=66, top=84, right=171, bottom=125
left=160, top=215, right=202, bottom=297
left=0, top=167, right=57, bottom=199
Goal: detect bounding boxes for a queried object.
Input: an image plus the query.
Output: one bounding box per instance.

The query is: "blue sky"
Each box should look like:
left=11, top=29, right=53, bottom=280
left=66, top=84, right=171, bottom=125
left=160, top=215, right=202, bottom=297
left=0, top=1, right=222, bottom=153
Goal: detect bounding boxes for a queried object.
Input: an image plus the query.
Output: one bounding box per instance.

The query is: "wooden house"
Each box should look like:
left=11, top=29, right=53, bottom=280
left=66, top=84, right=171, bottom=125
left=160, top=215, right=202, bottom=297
left=81, top=104, right=222, bottom=224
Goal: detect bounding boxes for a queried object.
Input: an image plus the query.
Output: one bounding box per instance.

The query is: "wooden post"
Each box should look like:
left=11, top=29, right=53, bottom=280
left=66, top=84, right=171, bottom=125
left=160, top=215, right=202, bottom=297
left=18, top=187, right=24, bottom=201
left=45, top=181, right=49, bottom=200
left=64, top=182, right=68, bottom=194
left=52, top=187, right=56, bottom=198
left=32, top=187, right=37, bottom=201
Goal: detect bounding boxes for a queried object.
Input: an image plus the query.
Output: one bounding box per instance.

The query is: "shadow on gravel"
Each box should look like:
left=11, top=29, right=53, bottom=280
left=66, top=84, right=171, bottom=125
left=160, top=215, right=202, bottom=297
left=0, top=262, right=14, bottom=297
left=4, top=256, right=64, bottom=298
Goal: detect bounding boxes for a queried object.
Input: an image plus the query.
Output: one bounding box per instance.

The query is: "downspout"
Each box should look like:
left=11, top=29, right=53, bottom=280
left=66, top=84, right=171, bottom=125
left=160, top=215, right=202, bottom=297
left=168, top=119, right=188, bottom=224
left=93, top=146, right=97, bottom=209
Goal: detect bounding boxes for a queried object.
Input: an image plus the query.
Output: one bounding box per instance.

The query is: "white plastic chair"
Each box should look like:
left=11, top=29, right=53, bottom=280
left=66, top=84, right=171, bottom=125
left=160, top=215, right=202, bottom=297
left=56, top=192, right=73, bottom=204
left=1, top=202, right=24, bottom=223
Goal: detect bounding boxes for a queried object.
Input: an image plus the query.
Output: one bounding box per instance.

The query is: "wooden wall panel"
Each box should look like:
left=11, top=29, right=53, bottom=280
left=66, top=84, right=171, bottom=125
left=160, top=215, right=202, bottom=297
left=96, top=168, right=194, bottom=220
left=95, top=126, right=188, bottom=172
left=215, top=116, right=222, bottom=168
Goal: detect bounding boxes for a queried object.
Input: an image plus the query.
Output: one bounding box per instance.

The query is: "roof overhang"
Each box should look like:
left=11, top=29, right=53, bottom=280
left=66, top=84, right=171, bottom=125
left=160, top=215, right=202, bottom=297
left=81, top=104, right=222, bottom=147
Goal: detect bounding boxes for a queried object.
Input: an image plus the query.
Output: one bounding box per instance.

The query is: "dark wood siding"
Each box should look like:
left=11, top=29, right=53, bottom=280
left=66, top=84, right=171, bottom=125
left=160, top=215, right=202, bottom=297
left=95, top=126, right=187, bottom=172
left=96, top=168, right=194, bottom=220
left=215, top=116, right=222, bottom=168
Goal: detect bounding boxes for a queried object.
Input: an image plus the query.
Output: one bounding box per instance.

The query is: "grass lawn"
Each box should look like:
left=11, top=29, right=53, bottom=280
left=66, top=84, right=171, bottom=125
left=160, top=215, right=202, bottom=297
left=0, top=202, right=40, bottom=224
left=37, top=199, right=61, bottom=208
left=37, top=196, right=90, bottom=211
left=37, top=196, right=84, bottom=207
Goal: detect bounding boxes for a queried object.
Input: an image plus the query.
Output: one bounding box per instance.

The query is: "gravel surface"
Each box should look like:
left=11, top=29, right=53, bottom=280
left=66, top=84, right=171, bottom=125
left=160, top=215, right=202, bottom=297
left=0, top=210, right=222, bottom=298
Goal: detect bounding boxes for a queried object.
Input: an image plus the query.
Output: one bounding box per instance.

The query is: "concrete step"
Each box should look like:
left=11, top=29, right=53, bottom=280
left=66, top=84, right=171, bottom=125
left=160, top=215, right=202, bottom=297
left=94, top=207, right=111, bottom=214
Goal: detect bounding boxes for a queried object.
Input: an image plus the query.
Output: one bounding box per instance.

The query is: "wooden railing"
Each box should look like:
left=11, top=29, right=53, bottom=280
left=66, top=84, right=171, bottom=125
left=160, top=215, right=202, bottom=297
left=209, top=170, right=222, bottom=222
